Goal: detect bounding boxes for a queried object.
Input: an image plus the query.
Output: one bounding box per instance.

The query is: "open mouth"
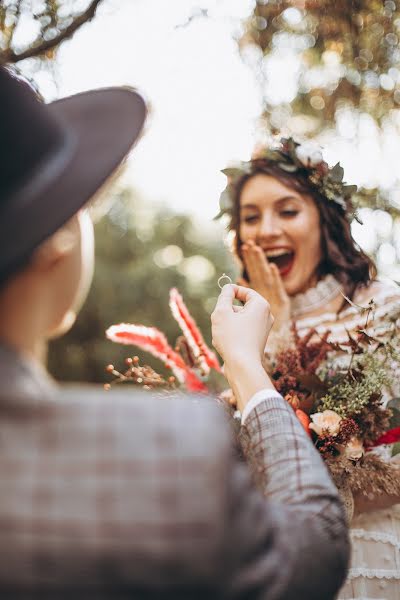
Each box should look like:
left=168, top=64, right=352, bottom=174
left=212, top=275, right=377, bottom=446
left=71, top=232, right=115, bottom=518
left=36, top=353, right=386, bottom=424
left=265, top=249, right=295, bottom=276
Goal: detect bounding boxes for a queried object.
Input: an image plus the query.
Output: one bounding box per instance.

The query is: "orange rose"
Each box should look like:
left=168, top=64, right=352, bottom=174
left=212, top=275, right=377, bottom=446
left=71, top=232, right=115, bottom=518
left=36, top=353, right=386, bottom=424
left=309, top=410, right=342, bottom=437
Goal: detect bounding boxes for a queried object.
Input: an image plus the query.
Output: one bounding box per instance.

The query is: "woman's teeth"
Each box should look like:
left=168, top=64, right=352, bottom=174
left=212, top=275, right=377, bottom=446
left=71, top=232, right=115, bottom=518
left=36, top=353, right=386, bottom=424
left=265, top=249, right=291, bottom=259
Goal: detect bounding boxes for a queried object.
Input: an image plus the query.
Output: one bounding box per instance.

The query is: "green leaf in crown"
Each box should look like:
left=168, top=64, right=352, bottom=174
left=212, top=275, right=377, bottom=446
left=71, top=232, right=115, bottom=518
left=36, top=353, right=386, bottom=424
left=215, top=137, right=358, bottom=222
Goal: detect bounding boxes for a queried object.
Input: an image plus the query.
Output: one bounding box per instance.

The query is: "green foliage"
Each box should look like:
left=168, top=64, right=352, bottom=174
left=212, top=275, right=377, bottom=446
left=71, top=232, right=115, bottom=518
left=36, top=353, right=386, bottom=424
left=48, top=188, right=233, bottom=383
left=240, top=0, right=400, bottom=132
left=319, top=353, right=390, bottom=417
left=239, top=1, right=400, bottom=271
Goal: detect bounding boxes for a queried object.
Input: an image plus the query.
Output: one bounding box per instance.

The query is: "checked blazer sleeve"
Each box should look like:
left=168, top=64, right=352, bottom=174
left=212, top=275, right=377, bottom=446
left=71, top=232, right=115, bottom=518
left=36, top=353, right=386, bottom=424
left=222, top=397, right=350, bottom=600
left=0, top=337, right=349, bottom=599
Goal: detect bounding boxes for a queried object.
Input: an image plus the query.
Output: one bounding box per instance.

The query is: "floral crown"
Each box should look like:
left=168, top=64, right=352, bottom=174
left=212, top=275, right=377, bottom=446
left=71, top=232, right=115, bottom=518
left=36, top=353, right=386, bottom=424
left=215, top=137, right=358, bottom=221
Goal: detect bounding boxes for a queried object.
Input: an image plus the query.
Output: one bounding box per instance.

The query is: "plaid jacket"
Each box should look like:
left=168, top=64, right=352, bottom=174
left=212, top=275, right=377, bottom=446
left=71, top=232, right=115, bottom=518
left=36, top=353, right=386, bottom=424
left=0, top=343, right=349, bottom=599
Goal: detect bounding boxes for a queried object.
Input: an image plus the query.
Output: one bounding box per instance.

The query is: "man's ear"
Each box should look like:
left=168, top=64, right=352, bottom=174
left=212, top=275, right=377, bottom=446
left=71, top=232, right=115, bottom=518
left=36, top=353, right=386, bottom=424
left=31, top=229, right=76, bottom=273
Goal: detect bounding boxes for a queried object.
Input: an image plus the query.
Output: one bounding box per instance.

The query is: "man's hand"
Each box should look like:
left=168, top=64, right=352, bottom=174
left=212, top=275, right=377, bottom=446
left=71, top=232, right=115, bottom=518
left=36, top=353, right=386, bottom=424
left=211, top=284, right=276, bottom=411
left=239, top=241, right=291, bottom=330
left=211, top=284, right=273, bottom=365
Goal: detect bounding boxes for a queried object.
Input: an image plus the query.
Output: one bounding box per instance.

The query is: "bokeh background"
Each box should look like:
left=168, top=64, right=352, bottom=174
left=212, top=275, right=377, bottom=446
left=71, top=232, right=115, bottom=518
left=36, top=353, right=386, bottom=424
left=3, top=0, right=400, bottom=382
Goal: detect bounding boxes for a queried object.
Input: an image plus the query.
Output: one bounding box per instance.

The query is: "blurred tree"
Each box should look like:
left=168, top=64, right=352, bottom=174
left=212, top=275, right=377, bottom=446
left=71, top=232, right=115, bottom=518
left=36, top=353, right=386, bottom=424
left=0, top=0, right=103, bottom=65
left=239, top=0, right=400, bottom=135
left=238, top=1, right=400, bottom=278
left=48, top=187, right=233, bottom=383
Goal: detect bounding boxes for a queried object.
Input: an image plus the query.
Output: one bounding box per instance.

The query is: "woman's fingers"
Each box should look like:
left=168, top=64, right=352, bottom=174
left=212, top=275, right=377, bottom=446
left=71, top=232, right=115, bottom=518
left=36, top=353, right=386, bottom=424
left=236, top=277, right=250, bottom=288
left=243, top=243, right=289, bottom=297
left=253, top=245, right=275, bottom=286
left=241, top=245, right=258, bottom=283
left=243, top=243, right=270, bottom=286
left=270, top=262, right=287, bottom=296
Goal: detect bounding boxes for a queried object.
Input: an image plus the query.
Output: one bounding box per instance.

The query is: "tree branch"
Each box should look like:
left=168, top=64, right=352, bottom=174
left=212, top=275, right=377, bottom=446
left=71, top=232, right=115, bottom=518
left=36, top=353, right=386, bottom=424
left=0, top=0, right=104, bottom=65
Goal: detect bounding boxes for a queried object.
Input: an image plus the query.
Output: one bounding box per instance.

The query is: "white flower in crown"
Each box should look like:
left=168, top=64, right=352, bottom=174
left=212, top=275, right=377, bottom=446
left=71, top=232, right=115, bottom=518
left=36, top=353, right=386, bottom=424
left=295, top=141, right=324, bottom=168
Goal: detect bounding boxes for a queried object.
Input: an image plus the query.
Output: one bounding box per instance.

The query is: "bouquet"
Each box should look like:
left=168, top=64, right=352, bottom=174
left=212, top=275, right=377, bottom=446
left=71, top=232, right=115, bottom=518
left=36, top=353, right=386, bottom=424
left=105, top=288, right=400, bottom=499
left=270, top=324, right=400, bottom=497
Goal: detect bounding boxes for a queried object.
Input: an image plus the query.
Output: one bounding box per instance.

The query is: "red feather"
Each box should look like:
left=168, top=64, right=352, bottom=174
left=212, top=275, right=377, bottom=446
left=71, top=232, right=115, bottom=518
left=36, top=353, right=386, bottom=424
left=105, top=323, right=207, bottom=392
left=169, top=288, right=221, bottom=372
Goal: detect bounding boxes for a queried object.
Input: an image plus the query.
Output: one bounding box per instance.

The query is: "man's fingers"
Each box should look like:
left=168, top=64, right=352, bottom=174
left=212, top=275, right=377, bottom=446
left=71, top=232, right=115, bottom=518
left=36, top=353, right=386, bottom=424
left=234, top=285, right=265, bottom=306
left=214, top=284, right=238, bottom=312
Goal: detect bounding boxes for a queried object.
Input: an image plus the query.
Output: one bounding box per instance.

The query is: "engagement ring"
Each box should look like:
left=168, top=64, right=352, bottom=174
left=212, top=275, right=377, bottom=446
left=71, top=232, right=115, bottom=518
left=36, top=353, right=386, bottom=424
left=218, top=273, right=232, bottom=289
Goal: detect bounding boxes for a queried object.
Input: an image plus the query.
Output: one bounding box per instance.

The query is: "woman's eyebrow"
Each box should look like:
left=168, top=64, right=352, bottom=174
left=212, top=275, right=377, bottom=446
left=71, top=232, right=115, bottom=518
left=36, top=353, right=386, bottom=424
left=275, top=195, right=301, bottom=204
left=240, top=203, right=259, bottom=210
left=241, top=195, right=300, bottom=210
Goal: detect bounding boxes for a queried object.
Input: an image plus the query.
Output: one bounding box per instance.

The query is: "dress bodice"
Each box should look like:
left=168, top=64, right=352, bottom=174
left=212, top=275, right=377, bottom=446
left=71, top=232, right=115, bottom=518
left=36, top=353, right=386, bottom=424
left=295, top=279, right=400, bottom=345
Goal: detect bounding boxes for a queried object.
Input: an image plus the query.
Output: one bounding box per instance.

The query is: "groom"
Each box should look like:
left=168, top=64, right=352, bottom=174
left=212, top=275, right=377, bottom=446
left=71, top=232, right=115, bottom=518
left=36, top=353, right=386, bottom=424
left=0, top=67, right=348, bottom=599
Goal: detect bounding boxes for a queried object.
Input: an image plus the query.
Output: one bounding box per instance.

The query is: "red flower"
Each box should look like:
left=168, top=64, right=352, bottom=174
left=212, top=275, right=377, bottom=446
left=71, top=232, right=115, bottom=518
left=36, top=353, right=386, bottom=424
left=371, top=427, right=400, bottom=447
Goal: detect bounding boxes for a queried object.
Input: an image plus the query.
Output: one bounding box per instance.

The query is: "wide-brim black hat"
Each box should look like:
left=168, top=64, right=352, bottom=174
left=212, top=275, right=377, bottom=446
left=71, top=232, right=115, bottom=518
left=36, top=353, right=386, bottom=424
left=0, top=68, right=147, bottom=282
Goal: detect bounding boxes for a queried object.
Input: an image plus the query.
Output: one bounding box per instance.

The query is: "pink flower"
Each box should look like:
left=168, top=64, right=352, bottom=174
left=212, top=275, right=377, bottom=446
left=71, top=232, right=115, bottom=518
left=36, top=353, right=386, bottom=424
left=309, top=410, right=342, bottom=437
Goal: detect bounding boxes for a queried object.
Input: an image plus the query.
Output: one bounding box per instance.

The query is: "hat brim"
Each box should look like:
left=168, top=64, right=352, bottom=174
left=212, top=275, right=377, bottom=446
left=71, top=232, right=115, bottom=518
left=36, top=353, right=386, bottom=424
left=0, top=86, right=147, bottom=278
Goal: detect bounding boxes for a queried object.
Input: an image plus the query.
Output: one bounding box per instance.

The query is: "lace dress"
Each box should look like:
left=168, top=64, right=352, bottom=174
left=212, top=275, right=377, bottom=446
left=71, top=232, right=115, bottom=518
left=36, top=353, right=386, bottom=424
left=272, top=279, right=400, bottom=600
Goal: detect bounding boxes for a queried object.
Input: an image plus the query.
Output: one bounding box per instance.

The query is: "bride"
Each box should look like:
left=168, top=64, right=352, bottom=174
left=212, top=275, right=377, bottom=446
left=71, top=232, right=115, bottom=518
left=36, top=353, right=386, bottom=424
left=217, top=138, right=400, bottom=599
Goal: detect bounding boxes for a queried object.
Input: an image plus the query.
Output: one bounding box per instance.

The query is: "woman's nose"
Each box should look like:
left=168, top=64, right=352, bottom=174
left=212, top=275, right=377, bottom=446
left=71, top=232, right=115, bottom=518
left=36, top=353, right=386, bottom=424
left=258, top=213, right=282, bottom=238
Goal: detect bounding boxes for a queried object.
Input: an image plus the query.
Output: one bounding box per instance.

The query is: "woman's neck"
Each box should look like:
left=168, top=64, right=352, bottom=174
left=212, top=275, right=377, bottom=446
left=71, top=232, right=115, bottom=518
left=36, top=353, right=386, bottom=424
left=290, top=274, right=344, bottom=320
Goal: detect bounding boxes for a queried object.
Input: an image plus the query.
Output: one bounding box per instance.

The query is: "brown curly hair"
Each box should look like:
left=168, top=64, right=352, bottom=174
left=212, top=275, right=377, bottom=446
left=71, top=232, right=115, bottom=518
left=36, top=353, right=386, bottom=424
left=228, top=160, right=376, bottom=300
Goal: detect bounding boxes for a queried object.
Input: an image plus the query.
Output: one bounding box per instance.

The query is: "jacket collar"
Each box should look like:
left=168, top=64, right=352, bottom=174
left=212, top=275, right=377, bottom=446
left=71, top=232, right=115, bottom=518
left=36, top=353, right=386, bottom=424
left=0, top=341, right=56, bottom=407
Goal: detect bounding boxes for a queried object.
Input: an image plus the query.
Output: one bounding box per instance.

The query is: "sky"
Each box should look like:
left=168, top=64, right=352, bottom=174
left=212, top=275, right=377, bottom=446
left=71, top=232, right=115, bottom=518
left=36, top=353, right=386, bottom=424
left=23, top=0, right=260, bottom=224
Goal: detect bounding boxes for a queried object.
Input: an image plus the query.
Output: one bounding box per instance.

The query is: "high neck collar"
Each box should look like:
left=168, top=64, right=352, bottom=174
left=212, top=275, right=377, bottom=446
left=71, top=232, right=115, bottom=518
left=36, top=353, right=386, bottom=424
left=290, top=274, right=343, bottom=319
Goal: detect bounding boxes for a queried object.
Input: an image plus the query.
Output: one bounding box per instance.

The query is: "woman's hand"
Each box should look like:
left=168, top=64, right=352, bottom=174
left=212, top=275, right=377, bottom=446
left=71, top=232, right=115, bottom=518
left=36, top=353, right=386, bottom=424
left=211, top=284, right=276, bottom=411
left=239, top=240, right=291, bottom=330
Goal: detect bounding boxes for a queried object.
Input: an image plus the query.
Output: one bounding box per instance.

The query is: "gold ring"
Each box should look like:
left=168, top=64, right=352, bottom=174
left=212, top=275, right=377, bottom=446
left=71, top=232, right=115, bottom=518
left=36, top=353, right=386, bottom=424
left=218, top=273, right=233, bottom=289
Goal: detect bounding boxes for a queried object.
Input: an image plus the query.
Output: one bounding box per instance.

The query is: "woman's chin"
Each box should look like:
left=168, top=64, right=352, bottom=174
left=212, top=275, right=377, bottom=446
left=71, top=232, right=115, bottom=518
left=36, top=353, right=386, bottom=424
left=283, top=268, right=319, bottom=297
left=280, top=271, right=299, bottom=296
left=283, top=277, right=308, bottom=297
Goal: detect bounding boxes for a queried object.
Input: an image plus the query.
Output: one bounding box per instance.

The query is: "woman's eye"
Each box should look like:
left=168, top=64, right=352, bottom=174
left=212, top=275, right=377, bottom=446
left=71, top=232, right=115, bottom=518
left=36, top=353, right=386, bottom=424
left=281, top=210, right=299, bottom=217
left=243, top=215, right=259, bottom=224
